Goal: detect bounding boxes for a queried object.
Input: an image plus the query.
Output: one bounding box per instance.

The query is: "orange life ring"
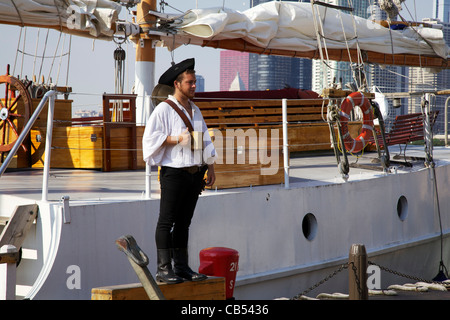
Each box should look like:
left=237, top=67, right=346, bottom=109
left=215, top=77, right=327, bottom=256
left=339, top=92, right=374, bottom=153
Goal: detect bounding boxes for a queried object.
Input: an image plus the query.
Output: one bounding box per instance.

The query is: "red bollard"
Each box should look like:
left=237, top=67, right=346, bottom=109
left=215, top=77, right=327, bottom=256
left=199, top=247, right=239, bottom=299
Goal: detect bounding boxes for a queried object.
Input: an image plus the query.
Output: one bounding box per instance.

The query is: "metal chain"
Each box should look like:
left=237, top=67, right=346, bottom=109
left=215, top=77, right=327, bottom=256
left=292, top=259, right=448, bottom=300
left=291, top=263, right=349, bottom=300
left=367, top=260, right=436, bottom=284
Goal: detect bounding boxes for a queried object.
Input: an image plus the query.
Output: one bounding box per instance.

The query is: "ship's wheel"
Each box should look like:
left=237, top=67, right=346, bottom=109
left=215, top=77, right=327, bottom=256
left=0, top=65, right=32, bottom=157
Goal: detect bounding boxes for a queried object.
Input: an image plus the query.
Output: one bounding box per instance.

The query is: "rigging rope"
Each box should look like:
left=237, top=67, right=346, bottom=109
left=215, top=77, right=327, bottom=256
left=310, top=2, right=332, bottom=90
left=32, top=29, right=40, bottom=81
left=37, top=29, right=50, bottom=83
left=46, top=31, right=63, bottom=85
left=401, top=0, right=425, bottom=90
left=12, top=27, right=23, bottom=77
left=311, top=0, right=369, bottom=92
left=55, top=33, right=67, bottom=86
left=345, top=0, right=369, bottom=91
left=20, top=27, right=27, bottom=77
left=65, top=35, right=72, bottom=87
left=13, top=27, right=72, bottom=92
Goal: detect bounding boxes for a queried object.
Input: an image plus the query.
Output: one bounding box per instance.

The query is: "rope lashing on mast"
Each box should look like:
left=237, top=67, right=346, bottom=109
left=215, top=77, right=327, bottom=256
left=113, top=45, right=126, bottom=121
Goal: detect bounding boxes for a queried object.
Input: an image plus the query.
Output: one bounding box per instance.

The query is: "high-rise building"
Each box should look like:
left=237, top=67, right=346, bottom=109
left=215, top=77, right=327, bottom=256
left=229, top=72, right=246, bottom=91
left=248, top=54, right=312, bottom=91
left=248, top=0, right=312, bottom=91
left=434, top=0, right=450, bottom=22
left=409, top=18, right=450, bottom=134
left=219, top=50, right=249, bottom=91
left=196, top=74, right=205, bottom=92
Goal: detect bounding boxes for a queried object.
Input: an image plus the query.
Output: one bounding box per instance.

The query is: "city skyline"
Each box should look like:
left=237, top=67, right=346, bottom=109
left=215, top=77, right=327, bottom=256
left=215, top=0, right=448, bottom=134
left=217, top=0, right=439, bottom=95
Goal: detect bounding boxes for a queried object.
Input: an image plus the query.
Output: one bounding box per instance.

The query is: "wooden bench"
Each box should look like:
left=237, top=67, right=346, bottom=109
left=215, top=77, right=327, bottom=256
left=193, top=97, right=365, bottom=188
left=197, top=99, right=327, bottom=129
left=369, top=111, right=439, bottom=148
left=194, top=98, right=329, bottom=188
left=195, top=90, right=374, bottom=154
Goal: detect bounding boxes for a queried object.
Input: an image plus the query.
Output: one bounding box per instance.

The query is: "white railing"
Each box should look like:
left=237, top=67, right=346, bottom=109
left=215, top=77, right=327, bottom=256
left=0, top=90, right=57, bottom=202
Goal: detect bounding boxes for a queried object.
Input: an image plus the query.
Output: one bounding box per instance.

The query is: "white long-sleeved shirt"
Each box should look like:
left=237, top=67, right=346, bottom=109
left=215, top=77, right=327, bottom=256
left=142, top=95, right=216, bottom=167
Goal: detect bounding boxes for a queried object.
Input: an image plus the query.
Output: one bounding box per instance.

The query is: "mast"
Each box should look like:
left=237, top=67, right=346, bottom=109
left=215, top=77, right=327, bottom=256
left=134, top=0, right=157, bottom=125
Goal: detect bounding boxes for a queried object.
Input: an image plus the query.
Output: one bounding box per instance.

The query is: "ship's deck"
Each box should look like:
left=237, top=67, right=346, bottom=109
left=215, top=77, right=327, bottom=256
left=1, top=145, right=449, bottom=204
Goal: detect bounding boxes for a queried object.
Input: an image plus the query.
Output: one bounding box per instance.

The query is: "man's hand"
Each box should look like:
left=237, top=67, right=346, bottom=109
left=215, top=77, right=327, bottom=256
left=178, top=128, right=191, bottom=146
left=205, top=164, right=215, bottom=187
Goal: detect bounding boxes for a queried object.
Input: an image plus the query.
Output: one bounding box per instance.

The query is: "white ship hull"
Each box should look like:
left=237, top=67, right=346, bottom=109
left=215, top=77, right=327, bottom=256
left=2, top=146, right=449, bottom=300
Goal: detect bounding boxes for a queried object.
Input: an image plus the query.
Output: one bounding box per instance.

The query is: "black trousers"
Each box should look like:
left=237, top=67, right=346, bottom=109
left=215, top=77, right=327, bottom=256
left=155, top=166, right=206, bottom=249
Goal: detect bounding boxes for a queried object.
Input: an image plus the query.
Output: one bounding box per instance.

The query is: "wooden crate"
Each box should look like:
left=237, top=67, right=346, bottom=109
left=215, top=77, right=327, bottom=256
left=30, top=126, right=103, bottom=169
left=31, top=125, right=141, bottom=171
left=30, top=94, right=140, bottom=171
left=91, top=277, right=225, bottom=300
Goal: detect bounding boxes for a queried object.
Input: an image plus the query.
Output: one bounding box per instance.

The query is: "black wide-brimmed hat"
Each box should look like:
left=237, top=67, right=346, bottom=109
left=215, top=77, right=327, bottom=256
left=158, top=58, right=195, bottom=87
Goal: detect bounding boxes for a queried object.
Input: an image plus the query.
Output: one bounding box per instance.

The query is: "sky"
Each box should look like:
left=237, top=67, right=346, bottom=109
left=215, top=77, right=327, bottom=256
left=0, top=0, right=435, bottom=112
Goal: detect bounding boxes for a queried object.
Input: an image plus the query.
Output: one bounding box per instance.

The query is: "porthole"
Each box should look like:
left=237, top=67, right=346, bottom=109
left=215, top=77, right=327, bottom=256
left=302, top=213, right=318, bottom=241
left=397, top=195, right=408, bottom=221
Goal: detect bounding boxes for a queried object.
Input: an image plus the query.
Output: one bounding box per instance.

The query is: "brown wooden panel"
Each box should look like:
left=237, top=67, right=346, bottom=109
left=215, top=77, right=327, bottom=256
left=91, top=277, right=226, bottom=300
left=30, top=126, right=103, bottom=169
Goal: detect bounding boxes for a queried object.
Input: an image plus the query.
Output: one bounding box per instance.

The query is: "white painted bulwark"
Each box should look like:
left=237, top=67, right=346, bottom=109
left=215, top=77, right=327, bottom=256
left=1, top=147, right=447, bottom=299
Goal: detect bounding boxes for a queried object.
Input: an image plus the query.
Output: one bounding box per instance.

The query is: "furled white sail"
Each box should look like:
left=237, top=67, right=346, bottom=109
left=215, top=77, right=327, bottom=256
left=156, top=1, right=449, bottom=60
left=0, top=0, right=121, bottom=38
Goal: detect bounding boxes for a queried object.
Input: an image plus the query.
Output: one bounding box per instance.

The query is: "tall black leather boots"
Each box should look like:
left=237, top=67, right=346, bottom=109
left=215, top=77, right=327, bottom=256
left=156, top=249, right=184, bottom=284
left=173, top=248, right=207, bottom=281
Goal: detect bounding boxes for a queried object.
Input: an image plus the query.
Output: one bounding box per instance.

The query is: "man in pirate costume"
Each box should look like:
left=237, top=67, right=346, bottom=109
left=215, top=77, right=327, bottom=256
left=143, top=58, right=216, bottom=284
